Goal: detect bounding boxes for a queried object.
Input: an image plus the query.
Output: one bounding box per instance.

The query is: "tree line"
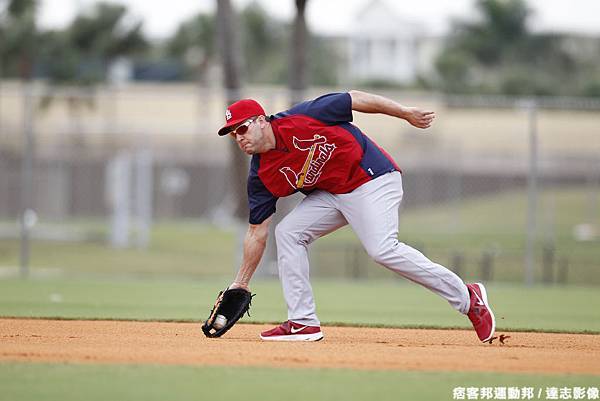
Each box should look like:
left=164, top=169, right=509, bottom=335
left=434, top=0, right=600, bottom=97
left=1, top=0, right=599, bottom=96
left=0, top=0, right=338, bottom=87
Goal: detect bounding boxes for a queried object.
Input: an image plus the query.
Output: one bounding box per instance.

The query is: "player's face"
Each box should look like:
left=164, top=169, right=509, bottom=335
left=230, top=116, right=265, bottom=155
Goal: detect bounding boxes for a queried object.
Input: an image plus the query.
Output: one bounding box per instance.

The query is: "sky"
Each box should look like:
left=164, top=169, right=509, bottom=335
left=38, top=0, right=600, bottom=40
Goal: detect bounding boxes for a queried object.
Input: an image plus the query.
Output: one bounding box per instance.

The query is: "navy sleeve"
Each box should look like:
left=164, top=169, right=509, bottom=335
left=247, top=155, right=278, bottom=225
left=274, top=92, right=353, bottom=125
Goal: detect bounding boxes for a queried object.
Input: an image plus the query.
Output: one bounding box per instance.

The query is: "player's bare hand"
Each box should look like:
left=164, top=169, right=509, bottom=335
left=403, top=107, right=435, bottom=129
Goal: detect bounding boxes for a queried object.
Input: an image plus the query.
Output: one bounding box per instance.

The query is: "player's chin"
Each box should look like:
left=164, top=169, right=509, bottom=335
left=237, top=145, right=253, bottom=154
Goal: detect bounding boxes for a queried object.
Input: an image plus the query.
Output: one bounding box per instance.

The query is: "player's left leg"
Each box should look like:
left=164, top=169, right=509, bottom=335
left=274, top=190, right=348, bottom=326
left=335, top=171, right=471, bottom=315
left=260, top=190, right=348, bottom=341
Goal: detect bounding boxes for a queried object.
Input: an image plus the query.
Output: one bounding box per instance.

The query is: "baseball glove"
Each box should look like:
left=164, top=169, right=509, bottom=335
left=202, top=287, right=254, bottom=338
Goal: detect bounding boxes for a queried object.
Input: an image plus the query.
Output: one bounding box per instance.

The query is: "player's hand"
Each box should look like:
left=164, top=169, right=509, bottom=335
left=403, top=107, right=435, bottom=129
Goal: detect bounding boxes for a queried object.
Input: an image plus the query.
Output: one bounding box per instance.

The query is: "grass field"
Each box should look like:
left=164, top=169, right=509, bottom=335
left=1, top=277, right=599, bottom=401
left=1, top=277, right=599, bottom=333
left=0, top=187, right=598, bottom=284
left=0, top=221, right=235, bottom=277
left=1, top=186, right=598, bottom=400
left=1, top=362, right=598, bottom=401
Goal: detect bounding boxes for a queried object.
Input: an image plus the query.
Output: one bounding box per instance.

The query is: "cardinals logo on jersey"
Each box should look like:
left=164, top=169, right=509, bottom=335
left=279, top=135, right=336, bottom=189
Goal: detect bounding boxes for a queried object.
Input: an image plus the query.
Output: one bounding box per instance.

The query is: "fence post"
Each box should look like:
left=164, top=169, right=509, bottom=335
left=557, top=257, right=569, bottom=285
left=19, top=83, right=36, bottom=279
left=480, top=250, right=494, bottom=282
left=135, top=150, right=153, bottom=249
left=106, top=152, right=132, bottom=248
left=352, top=245, right=362, bottom=279
left=523, top=99, right=539, bottom=286
left=542, top=243, right=555, bottom=284
left=450, top=251, right=464, bottom=278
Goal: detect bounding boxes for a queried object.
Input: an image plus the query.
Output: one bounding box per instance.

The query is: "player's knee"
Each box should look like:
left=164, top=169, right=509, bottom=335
left=275, top=220, right=298, bottom=244
left=367, top=240, right=399, bottom=265
left=274, top=221, right=289, bottom=241
left=275, top=221, right=312, bottom=247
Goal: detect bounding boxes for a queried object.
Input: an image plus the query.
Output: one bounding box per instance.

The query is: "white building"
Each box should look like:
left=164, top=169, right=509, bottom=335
left=347, top=0, right=440, bottom=85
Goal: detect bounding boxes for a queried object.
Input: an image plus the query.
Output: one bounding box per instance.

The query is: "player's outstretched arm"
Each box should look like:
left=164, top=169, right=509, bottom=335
left=229, top=216, right=272, bottom=290
left=348, top=90, right=435, bottom=129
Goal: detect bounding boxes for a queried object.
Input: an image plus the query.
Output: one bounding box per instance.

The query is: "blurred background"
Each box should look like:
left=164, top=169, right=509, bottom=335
left=1, top=0, right=599, bottom=286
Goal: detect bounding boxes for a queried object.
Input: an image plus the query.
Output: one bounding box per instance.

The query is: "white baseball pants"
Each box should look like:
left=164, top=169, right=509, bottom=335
left=274, top=171, right=470, bottom=326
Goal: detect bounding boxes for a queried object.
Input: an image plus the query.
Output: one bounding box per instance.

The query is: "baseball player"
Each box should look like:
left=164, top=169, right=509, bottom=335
left=217, top=91, right=495, bottom=342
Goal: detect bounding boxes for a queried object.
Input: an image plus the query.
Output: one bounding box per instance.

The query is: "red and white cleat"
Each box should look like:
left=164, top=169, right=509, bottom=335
left=260, top=320, right=324, bottom=342
left=466, top=283, right=496, bottom=343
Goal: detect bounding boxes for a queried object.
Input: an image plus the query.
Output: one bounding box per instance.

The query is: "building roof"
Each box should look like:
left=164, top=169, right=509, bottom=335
left=352, top=0, right=424, bottom=38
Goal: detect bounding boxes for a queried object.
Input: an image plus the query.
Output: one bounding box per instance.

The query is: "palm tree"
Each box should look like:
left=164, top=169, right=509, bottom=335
left=0, top=0, right=37, bottom=79
left=289, top=0, right=309, bottom=105
left=216, top=0, right=247, bottom=221
left=167, top=13, right=215, bottom=82
left=438, top=0, right=575, bottom=95
left=38, top=3, right=147, bottom=147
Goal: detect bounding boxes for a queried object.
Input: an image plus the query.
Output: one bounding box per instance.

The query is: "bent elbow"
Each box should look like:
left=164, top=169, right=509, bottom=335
left=348, top=90, right=362, bottom=104
left=348, top=90, right=370, bottom=111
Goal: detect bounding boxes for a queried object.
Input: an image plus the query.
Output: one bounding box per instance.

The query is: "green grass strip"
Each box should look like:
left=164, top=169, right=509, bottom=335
left=1, top=277, right=599, bottom=333
left=0, top=362, right=598, bottom=401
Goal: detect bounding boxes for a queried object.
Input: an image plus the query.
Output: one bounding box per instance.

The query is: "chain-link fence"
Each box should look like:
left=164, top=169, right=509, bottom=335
left=1, top=81, right=599, bottom=284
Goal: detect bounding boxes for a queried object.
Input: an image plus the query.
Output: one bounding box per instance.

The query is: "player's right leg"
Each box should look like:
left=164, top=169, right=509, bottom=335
left=260, top=190, right=347, bottom=341
left=336, top=171, right=495, bottom=342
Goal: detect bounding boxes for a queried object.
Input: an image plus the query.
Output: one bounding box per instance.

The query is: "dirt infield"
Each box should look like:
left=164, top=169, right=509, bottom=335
left=1, top=319, right=599, bottom=374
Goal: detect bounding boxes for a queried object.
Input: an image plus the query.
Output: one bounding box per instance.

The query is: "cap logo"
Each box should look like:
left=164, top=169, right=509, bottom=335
left=225, top=109, right=232, bottom=121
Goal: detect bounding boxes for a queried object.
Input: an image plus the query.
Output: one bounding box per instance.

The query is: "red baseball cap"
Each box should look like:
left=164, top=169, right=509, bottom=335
left=217, top=99, right=266, bottom=136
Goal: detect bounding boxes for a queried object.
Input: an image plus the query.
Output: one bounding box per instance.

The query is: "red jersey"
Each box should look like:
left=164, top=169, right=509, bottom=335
left=248, top=92, right=400, bottom=224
